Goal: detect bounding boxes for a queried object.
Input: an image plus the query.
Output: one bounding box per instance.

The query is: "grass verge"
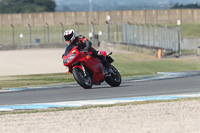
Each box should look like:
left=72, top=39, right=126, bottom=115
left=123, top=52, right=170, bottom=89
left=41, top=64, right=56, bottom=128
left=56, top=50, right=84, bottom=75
left=167, top=23, right=200, bottom=38
left=181, top=49, right=197, bottom=54
left=1, top=54, right=200, bottom=89
left=0, top=73, right=75, bottom=89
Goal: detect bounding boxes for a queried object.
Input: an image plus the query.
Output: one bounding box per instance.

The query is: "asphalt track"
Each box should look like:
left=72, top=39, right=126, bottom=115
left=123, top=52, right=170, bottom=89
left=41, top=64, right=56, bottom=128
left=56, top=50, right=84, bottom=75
left=0, top=71, right=200, bottom=106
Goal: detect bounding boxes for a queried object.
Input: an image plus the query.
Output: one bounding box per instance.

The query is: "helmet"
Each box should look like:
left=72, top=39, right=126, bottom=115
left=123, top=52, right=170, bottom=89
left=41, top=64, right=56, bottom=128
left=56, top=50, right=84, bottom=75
left=63, top=29, right=76, bottom=44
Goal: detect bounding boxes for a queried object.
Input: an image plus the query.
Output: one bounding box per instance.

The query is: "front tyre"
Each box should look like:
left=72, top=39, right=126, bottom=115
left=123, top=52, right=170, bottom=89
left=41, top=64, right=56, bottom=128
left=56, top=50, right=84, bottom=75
left=72, top=67, right=93, bottom=89
left=105, top=65, right=121, bottom=87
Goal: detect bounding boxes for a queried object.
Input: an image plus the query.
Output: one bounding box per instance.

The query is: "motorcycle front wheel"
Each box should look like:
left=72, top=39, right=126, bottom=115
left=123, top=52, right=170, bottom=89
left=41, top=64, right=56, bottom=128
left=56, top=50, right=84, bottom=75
left=105, top=65, right=121, bottom=87
left=72, top=67, right=93, bottom=89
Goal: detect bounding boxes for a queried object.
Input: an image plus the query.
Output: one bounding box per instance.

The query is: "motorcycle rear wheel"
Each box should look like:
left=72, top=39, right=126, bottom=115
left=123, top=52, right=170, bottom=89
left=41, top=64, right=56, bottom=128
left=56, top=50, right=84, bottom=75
left=72, top=67, right=93, bottom=89
left=105, top=65, right=121, bottom=87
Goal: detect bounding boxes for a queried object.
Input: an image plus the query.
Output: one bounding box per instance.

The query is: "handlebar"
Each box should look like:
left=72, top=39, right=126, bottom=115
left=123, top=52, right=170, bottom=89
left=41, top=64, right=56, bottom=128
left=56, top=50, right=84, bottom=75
left=108, top=52, right=112, bottom=55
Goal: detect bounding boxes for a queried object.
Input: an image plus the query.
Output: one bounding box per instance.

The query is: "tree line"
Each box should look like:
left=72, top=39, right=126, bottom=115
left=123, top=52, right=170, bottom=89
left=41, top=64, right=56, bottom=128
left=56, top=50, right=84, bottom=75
left=0, top=0, right=200, bottom=14
left=171, top=3, right=200, bottom=9
left=0, top=0, right=56, bottom=13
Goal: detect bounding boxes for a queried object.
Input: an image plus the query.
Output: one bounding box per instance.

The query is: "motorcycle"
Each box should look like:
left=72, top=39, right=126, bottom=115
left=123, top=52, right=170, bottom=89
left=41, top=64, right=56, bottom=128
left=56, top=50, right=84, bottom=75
left=62, top=44, right=121, bottom=89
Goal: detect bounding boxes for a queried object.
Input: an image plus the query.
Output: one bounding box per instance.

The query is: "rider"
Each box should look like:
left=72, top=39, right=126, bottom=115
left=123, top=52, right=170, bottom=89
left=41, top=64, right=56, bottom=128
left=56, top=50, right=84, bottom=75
left=63, top=29, right=110, bottom=68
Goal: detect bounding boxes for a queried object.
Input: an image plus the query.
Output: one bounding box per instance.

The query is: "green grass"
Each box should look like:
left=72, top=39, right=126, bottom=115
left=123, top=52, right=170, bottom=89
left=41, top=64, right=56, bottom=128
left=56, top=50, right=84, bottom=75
left=0, top=73, right=75, bottom=89
left=167, top=23, right=200, bottom=38
left=112, top=54, right=200, bottom=76
left=179, top=23, right=200, bottom=38
left=1, top=54, right=200, bottom=89
left=181, top=49, right=197, bottom=54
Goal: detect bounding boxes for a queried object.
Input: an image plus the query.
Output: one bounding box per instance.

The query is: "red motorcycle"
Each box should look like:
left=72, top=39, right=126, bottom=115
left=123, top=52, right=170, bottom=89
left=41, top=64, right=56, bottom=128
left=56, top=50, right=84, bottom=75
left=62, top=44, right=121, bottom=89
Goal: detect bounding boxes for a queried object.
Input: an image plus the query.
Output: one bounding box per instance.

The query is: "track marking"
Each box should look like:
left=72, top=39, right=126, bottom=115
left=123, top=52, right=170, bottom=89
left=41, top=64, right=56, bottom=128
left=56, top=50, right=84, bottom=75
left=0, top=93, right=200, bottom=111
left=1, top=71, right=200, bottom=111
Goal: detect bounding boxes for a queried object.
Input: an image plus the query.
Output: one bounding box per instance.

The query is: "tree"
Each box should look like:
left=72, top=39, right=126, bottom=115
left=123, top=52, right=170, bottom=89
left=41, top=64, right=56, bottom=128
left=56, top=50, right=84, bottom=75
left=171, top=3, right=200, bottom=9
left=0, top=0, right=56, bottom=13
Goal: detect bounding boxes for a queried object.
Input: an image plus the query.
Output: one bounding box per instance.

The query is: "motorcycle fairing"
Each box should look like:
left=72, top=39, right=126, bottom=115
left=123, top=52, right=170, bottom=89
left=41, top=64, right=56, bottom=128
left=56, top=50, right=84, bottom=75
left=78, top=55, right=105, bottom=83
left=63, top=46, right=105, bottom=83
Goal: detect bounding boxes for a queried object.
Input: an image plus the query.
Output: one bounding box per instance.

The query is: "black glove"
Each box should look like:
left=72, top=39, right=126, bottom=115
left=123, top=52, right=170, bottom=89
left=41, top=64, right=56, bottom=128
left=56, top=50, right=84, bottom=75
left=76, top=43, right=82, bottom=50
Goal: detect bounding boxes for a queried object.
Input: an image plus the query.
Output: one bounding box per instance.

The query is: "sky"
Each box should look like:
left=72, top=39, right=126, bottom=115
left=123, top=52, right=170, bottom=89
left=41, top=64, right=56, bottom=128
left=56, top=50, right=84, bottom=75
left=54, top=0, right=200, bottom=11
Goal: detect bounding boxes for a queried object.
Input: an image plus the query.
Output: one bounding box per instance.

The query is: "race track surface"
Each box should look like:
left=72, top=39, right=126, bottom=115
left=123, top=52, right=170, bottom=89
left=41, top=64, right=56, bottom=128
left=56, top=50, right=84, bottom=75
left=0, top=71, right=200, bottom=106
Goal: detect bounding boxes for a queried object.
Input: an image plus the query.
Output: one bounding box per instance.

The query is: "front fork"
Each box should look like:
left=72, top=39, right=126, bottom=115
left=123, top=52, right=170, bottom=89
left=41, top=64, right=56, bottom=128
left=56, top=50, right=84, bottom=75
left=66, top=62, right=86, bottom=76
left=81, top=63, right=87, bottom=77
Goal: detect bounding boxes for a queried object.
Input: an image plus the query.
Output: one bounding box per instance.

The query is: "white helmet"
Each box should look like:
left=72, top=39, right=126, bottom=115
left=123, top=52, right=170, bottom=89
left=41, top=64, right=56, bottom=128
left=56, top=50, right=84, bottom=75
left=63, top=29, right=76, bottom=43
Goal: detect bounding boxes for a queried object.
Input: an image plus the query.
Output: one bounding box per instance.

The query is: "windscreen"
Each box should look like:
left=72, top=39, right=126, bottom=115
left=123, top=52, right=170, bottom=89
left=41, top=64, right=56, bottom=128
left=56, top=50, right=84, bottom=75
left=64, top=45, right=75, bottom=56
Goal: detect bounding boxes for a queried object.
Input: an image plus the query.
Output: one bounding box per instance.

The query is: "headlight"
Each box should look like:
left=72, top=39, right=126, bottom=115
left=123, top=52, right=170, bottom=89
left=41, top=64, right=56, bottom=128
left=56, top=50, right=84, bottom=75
left=63, top=59, right=68, bottom=64
left=68, top=53, right=76, bottom=61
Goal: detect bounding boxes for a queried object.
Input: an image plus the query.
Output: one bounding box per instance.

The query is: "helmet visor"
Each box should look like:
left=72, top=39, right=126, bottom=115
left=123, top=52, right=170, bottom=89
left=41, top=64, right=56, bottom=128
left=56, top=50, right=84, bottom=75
left=64, top=32, right=73, bottom=41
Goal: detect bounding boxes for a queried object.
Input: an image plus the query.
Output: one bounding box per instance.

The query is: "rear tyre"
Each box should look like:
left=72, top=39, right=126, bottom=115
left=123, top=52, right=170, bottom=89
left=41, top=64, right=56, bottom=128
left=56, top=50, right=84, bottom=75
left=72, top=67, right=93, bottom=89
left=105, top=65, right=121, bottom=87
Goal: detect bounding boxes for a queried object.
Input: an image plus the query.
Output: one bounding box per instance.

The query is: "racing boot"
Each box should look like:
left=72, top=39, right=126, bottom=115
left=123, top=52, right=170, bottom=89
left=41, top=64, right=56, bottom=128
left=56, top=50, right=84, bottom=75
left=91, top=49, right=111, bottom=77
left=98, top=55, right=111, bottom=77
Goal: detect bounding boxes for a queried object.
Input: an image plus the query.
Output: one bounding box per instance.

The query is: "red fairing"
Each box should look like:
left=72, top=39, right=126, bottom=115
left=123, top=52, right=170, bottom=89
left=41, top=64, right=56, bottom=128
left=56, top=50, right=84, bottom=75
left=63, top=45, right=105, bottom=83
left=101, top=51, right=107, bottom=57
left=80, top=55, right=105, bottom=83
left=98, top=50, right=107, bottom=57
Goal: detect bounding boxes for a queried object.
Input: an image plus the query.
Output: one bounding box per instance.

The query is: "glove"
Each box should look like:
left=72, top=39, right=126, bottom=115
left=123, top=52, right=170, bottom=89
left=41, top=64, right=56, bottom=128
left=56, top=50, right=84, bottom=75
left=76, top=43, right=82, bottom=50
left=97, top=51, right=103, bottom=55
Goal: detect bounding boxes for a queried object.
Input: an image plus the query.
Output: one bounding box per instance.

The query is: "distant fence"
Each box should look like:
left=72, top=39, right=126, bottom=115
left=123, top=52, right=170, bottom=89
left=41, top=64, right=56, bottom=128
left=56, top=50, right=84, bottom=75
left=106, top=22, right=181, bottom=54
left=1, top=9, right=200, bottom=26
left=0, top=22, right=181, bottom=55
left=0, top=24, right=107, bottom=46
left=181, top=38, right=200, bottom=50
